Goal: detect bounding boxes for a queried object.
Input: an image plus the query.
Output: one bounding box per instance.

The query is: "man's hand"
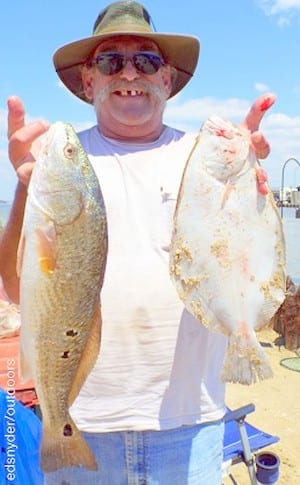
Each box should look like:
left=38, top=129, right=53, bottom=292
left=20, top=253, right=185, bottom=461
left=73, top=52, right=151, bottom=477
left=7, top=96, right=49, bottom=186
left=241, top=93, right=276, bottom=195
left=0, top=96, right=50, bottom=302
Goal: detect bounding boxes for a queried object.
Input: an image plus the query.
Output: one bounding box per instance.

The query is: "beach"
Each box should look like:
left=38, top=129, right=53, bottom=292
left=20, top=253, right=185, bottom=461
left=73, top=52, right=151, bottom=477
left=223, top=326, right=300, bottom=485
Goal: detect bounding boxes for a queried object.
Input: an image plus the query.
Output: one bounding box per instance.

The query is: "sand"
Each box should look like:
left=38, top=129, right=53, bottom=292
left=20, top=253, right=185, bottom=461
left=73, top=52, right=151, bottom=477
left=223, top=326, right=300, bottom=485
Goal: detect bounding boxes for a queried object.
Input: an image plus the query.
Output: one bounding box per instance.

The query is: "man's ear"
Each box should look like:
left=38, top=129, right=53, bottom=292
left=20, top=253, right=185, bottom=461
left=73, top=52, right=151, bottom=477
left=162, top=65, right=174, bottom=98
left=81, top=66, right=94, bottom=102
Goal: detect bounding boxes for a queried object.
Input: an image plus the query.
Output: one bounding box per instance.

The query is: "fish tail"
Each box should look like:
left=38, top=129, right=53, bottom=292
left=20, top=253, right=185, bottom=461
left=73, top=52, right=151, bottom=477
left=221, top=331, right=273, bottom=385
left=40, top=419, right=98, bottom=472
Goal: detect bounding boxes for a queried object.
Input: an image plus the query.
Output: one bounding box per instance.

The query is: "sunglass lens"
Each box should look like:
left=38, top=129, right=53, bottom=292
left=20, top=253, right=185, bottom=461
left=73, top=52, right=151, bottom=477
left=133, top=53, right=163, bottom=74
left=96, top=53, right=124, bottom=75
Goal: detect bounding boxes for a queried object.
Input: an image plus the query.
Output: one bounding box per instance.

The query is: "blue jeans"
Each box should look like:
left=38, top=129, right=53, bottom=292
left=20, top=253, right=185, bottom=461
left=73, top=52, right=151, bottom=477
left=44, top=420, right=224, bottom=485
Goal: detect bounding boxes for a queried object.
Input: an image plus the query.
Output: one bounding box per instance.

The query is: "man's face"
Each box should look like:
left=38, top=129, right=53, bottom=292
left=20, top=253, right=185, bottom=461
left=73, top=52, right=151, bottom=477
left=82, top=36, right=173, bottom=140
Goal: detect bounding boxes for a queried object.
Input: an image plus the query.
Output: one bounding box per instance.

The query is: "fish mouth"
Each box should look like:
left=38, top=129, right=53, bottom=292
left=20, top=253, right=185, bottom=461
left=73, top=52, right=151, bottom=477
left=113, top=88, right=144, bottom=97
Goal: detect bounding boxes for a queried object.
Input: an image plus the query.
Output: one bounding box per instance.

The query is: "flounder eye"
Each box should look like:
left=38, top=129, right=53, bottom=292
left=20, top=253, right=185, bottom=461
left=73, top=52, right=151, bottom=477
left=64, top=143, right=77, bottom=159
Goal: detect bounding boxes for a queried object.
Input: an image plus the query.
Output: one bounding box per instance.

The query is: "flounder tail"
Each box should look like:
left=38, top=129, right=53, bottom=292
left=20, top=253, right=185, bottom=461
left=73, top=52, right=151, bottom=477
left=221, top=327, right=273, bottom=385
left=41, top=419, right=98, bottom=472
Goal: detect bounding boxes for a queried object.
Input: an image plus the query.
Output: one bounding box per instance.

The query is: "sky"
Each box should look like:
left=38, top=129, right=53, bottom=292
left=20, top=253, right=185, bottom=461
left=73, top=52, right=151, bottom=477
left=1, top=0, right=300, bottom=200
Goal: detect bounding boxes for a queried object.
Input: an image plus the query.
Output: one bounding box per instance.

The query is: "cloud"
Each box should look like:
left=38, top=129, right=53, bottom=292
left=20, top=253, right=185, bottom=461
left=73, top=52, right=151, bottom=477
left=262, top=113, right=300, bottom=187
left=164, top=96, right=300, bottom=189
left=164, top=95, right=249, bottom=132
left=257, top=0, right=300, bottom=24
left=258, top=0, right=300, bottom=13
left=255, top=82, right=270, bottom=92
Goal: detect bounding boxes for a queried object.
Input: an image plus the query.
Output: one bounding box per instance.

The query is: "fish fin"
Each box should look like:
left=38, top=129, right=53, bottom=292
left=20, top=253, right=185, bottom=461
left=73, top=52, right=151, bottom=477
left=68, top=304, right=101, bottom=406
left=16, top=229, right=26, bottom=278
left=36, top=222, right=57, bottom=275
left=221, top=326, right=273, bottom=385
left=221, top=181, right=235, bottom=208
left=41, top=419, right=98, bottom=472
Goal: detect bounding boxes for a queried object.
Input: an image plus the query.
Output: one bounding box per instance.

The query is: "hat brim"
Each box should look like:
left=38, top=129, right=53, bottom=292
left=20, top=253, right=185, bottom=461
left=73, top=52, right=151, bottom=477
left=53, top=32, right=200, bottom=103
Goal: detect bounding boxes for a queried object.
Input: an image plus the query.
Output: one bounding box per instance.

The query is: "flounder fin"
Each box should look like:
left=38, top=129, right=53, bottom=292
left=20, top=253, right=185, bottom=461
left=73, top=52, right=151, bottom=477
left=36, top=221, right=57, bottom=275
left=221, top=325, right=273, bottom=385
left=68, top=303, right=102, bottom=407
left=41, top=419, right=98, bottom=472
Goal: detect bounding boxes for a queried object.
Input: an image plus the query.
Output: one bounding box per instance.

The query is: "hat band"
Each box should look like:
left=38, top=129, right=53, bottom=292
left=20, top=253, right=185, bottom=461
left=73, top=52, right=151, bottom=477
left=94, top=23, right=153, bottom=35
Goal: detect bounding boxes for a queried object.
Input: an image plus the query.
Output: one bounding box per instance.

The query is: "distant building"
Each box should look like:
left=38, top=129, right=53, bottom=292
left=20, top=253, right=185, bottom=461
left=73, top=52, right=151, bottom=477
left=275, top=186, right=300, bottom=207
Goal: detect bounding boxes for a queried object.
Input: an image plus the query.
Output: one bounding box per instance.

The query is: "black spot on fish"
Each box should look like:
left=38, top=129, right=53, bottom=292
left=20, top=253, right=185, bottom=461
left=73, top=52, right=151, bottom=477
left=63, top=424, right=73, bottom=437
left=66, top=329, right=78, bottom=337
left=61, top=351, right=70, bottom=359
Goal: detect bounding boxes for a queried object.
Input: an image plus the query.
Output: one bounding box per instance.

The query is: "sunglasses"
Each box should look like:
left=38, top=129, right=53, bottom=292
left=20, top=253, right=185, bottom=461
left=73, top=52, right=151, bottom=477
left=87, top=51, right=166, bottom=76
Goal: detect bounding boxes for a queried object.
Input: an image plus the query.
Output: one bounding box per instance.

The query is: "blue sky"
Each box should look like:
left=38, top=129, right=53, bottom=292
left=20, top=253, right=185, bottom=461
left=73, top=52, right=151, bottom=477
left=1, top=0, right=300, bottom=200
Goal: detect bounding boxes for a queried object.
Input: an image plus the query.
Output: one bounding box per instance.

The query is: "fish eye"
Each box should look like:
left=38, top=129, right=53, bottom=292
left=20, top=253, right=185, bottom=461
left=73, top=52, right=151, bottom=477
left=64, top=143, right=77, bottom=159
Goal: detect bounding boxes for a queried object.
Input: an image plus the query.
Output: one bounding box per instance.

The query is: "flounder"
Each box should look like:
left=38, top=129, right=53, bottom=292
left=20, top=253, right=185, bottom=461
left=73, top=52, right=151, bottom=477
left=169, top=116, right=286, bottom=385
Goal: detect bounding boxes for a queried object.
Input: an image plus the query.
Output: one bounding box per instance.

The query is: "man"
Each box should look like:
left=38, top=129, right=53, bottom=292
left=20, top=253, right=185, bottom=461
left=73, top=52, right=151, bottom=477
left=0, top=1, right=273, bottom=483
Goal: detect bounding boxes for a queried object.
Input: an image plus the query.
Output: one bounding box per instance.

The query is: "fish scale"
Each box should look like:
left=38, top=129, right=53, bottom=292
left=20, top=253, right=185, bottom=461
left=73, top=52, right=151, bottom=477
left=18, top=122, right=108, bottom=471
left=169, top=116, right=286, bottom=385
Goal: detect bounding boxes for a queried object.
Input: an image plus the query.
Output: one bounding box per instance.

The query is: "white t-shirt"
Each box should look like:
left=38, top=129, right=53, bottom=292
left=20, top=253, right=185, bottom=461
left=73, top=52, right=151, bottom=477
left=70, top=124, right=228, bottom=432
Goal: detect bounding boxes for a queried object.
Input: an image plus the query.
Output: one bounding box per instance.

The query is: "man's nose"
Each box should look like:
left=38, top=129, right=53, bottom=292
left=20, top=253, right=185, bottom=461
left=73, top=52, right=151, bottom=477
left=119, top=58, right=140, bottom=80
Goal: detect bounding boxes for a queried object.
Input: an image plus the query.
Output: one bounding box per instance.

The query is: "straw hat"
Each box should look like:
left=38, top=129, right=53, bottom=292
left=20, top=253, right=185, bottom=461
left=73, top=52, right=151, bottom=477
left=53, top=0, right=200, bottom=103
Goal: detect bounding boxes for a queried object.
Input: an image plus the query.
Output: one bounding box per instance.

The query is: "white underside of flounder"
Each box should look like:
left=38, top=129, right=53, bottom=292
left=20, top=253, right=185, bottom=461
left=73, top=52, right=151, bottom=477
left=169, top=117, right=286, bottom=384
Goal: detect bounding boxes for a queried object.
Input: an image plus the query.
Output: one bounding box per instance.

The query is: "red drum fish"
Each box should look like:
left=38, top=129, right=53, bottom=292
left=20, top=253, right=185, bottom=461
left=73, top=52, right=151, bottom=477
left=169, top=117, right=286, bottom=385
left=17, top=122, right=108, bottom=471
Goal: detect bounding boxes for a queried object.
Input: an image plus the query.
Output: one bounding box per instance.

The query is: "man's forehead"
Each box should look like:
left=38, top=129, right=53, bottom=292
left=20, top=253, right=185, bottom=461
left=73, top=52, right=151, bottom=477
left=95, top=35, right=159, bottom=52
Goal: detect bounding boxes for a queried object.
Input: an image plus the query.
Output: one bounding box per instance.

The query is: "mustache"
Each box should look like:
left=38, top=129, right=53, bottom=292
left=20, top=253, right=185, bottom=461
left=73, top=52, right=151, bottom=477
left=94, top=79, right=168, bottom=104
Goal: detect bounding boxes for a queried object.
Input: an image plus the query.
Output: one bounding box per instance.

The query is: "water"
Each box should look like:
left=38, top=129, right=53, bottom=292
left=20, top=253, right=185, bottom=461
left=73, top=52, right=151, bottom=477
left=0, top=202, right=299, bottom=284
left=0, top=202, right=12, bottom=229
